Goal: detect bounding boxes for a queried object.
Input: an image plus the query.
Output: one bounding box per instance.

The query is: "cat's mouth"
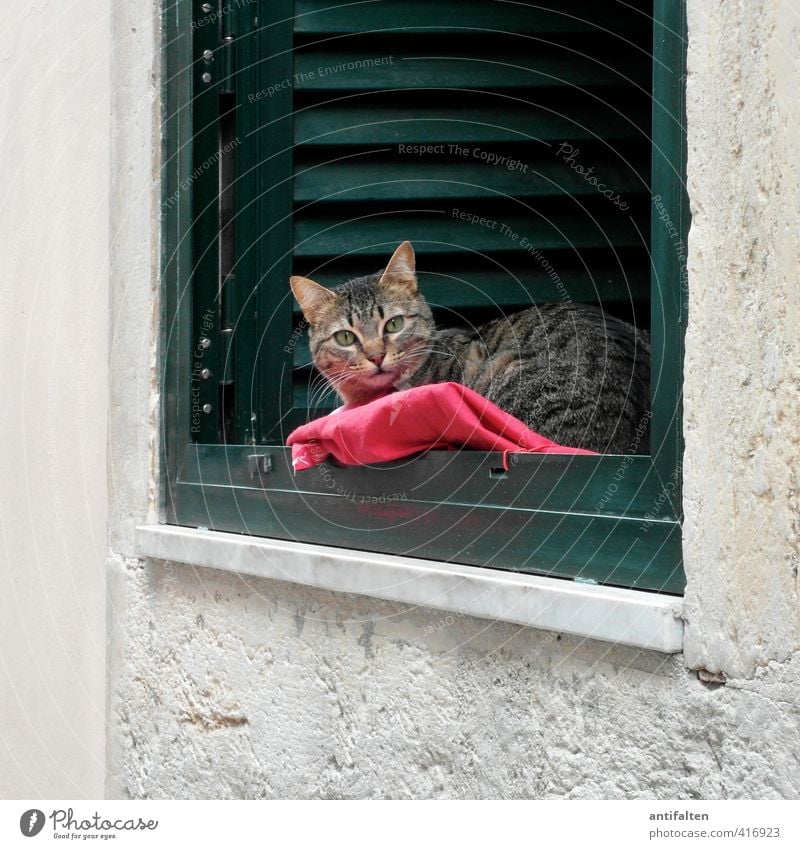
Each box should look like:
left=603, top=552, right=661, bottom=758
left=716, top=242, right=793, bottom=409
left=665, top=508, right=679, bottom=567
left=350, top=364, right=404, bottom=391
left=332, top=365, right=405, bottom=398
left=368, top=365, right=399, bottom=381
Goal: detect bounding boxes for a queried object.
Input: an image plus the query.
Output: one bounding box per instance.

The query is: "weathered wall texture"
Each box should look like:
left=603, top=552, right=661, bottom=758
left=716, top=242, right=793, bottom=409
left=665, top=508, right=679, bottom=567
left=106, top=0, right=800, bottom=799
left=0, top=1, right=108, bottom=797
left=107, top=559, right=800, bottom=799
left=683, top=1, right=800, bottom=678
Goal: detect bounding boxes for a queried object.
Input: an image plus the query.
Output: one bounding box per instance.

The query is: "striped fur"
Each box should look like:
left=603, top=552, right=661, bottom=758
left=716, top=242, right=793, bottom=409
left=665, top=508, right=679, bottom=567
left=292, top=243, right=650, bottom=454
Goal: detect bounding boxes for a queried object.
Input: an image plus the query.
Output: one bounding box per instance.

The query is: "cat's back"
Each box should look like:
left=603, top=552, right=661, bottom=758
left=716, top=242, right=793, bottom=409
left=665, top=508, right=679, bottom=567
left=414, top=301, right=651, bottom=453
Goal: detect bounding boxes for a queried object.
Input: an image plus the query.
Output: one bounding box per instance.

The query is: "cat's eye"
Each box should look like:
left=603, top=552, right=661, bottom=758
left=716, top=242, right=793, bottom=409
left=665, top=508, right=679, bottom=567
left=384, top=315, right=405, bottom=333
left=333, top=329, right=356, bottom=346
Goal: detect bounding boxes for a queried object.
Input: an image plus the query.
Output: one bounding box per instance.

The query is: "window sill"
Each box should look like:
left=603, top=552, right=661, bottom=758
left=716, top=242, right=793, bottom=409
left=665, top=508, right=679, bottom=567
left=134, top=525, right=684, bottom=653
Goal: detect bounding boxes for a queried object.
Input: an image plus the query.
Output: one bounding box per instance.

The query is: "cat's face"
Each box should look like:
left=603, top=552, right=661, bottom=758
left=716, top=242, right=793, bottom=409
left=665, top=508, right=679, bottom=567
left=290, top=242, right=434, bottom=405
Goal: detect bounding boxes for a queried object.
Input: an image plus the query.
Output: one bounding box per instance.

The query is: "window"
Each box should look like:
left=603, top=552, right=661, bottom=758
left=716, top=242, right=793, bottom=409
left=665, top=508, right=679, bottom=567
left=162, top=0, right=688, bottom=593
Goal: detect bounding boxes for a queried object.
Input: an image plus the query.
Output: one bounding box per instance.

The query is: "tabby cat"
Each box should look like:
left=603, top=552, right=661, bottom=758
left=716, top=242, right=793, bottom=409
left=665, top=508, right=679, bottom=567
left=290, top=242, right=650, bottom=454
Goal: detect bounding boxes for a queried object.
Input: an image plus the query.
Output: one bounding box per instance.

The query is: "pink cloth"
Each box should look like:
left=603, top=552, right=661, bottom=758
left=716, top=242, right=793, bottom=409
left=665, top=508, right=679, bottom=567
left=287, top=382, right=595, bottom=471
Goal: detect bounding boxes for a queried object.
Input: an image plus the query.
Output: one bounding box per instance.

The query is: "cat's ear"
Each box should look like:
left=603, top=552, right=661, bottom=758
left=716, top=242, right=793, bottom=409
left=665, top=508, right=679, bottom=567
left=290, top=275, right=336, bottom=324
left=378, top=241, right=417, bottom=295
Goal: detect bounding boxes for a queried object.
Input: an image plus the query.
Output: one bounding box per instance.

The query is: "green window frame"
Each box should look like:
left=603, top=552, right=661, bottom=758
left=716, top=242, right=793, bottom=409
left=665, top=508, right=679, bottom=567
left=161, top=0, right=688, bottom=594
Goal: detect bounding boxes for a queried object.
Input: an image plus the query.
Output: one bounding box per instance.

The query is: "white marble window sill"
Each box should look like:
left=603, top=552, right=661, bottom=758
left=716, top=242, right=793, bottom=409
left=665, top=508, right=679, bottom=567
left=135, top=525, right=684, bottom=653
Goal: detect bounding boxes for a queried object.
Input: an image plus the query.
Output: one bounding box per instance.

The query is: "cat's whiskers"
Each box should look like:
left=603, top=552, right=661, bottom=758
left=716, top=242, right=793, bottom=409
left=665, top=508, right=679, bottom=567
left=400, top=342, right=455, bottom=361
left=307, top=384, right=336, bottom=412
left=306, top=369, right=354, bottom=409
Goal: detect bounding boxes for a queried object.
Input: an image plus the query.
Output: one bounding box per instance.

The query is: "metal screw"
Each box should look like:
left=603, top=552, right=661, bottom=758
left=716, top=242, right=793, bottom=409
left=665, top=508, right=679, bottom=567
left=199, top=337, right=211, bottom=349
left=203, top=404, right=213, bottom=414
left=201, top=3, right=212, bottom=12
left=203, top=49, right=213, bottom=61
left=201, top=368, right=211, bottom=379
left=202, top=72, right=212, bottom=84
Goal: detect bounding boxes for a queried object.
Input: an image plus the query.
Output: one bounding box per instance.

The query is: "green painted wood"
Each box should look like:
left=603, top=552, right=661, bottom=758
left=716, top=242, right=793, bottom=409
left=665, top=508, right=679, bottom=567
left=290, top=263, right=649, bottom=307
left=174, top=445, right=684, bottom=594
left=228, top=3, right=295, bottom=442
left=189, top=0, right=224, bottom=443
left=161, top=0, right=195, bottom=519
left=295, top=103, right=648, bottom=146
left=175, top=480, right=684, bottom=593
left=649, top=0, right=687, bottom=506
left=294, top=50, right=647, bottom=92
left=180, top=445, right=666, bottom=515
left=163, top=0, right=685, bottom=594
left=228, top=8, right=260, bottom=442
left=293, top=157, right=648, bottom=202
left=293, top=210, right=644, bottom=257
left=294, top=0, right=652, bottom=38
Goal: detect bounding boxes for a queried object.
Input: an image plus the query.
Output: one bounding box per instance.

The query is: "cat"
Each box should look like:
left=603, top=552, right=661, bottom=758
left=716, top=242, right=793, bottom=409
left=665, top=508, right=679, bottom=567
left=290, top=241, right=650, bottom=454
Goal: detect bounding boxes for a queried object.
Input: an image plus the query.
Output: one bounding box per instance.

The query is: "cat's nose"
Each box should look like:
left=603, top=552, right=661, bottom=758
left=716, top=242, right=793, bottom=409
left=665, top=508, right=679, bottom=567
left=368, top=352, right=385, bottom=367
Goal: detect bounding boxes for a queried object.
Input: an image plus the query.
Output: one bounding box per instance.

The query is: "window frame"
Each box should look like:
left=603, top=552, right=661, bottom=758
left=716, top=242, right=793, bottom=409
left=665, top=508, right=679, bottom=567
left=161, top=0, right=688, bottom=594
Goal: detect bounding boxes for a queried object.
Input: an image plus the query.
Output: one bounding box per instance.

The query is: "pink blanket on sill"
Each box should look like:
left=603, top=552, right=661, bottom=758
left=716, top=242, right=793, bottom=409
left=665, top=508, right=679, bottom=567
left=287, top=382, right=595, bottom=472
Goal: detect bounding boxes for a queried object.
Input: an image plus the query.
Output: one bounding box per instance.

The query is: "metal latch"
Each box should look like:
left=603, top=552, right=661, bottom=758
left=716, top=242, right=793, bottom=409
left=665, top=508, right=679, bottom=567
left=247, top=454, right=273, bottom=481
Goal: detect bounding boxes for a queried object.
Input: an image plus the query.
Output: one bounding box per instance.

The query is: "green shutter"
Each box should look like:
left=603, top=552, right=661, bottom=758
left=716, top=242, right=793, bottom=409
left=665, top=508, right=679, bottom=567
left=288, top=0, right=652, bottom=430
left=162, top=0, right=687, bottom=594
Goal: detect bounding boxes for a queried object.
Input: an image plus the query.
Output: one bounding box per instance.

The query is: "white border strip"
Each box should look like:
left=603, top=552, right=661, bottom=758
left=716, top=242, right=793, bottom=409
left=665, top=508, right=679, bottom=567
left=135, top=525, right=684, bottom=653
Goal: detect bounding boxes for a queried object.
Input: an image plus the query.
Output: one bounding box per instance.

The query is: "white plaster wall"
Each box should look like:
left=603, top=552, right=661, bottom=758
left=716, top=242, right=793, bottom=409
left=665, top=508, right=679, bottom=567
left=0, top=1, right=109, bottom=797
left=107, top=0, right=161, bottom=553
left=105, top=0, right=800, bottom=799
left=683, top=0, right=800, bottom=678
left=108, top=560, right=800, bottom=799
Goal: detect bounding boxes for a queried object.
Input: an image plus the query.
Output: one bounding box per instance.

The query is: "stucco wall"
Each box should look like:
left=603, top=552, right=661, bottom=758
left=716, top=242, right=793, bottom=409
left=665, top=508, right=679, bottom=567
left=108, top=559, right=800, bottom=799
left=683, top=0, right=800, bottom=678
left=0, top=2, right=109, bottom=797
left=106, top=0, right=800, bottom=799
